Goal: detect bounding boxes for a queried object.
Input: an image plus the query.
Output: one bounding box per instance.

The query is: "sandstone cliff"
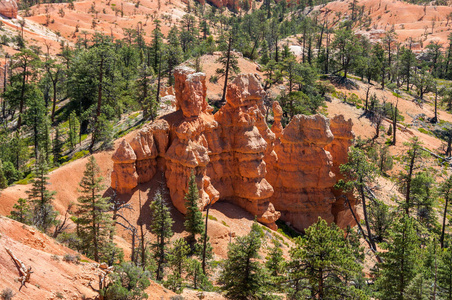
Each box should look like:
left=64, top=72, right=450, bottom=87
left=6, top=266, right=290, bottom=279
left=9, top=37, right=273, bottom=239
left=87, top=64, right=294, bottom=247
left=0, top=0, right=17, bottom=18
left=111, top=67, right=355, bottom=232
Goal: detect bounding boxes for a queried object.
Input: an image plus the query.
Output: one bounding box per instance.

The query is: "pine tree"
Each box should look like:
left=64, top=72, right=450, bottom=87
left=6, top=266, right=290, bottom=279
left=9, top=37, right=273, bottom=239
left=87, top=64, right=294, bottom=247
left=375, top=215, right=420, bottom=300
left=439, top=175, right=452, bottom=248
left=76, top=156, right=114, bottom=262
left=68, top=111, right=80, bottom=149
left=0, top=161, right=8, bottom=189
left=265, top=239, right=284, bottom=292
left=9, top=198, right=31, bottom=224
left=438, top=246, right=452, bottom=299
left=219, top=221, right=269, bottom=300
left=27, top=156, right=58, bottom=233
left=184, top=172, right=204, bottom=249
left=216, top=36, right=240, bottom=102
left=287, top=218, right=363, bottom=299
left=104, top=262, right=151, bottom=299
left=52, top=126, right=64, bottom=165
left=149, top=191, right=174, bottom=281
left=165, top=238, right=189, bottom=293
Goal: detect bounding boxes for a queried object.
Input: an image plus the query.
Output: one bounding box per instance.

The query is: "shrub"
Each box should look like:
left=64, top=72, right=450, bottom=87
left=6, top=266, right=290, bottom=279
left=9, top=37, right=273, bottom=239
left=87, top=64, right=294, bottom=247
left=1, top=288, right=14, bottom=300
left=63, top=254, right=80, bottom=263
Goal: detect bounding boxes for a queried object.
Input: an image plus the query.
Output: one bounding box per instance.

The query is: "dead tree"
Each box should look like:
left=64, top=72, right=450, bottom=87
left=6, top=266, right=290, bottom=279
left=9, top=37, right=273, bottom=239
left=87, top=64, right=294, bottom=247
left=89, top=263, right=114, bottom=300
left=5, top=247, right=33, bottom=291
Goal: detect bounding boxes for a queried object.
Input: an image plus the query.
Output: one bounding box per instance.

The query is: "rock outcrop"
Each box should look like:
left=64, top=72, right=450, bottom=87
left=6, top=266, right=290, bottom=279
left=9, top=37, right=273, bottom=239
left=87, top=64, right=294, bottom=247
left=0, top=0, right=17, bottom=18
left=326, top=115, right=357, bottom=228
left=111, top=139, right=138, bottom=194
left=111, top=67, right=355, bottom=232
left=206, top=74, right=280, bottom=229
left=267, top=115, right=337, bottom=231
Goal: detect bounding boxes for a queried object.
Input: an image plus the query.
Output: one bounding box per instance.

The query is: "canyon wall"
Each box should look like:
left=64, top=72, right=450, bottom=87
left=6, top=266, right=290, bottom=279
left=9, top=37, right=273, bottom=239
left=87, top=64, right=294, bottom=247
left=0, top=0, right=17, bottom=18
left=111, top=67, right=355, bottom=232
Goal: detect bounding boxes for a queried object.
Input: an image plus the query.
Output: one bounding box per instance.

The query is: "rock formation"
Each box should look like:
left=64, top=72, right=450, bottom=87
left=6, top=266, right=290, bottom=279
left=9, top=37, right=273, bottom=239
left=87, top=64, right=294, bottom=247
left=0, top=0, right=17, bottom=18
left=206, top=74, right=280, bottom=229
left=326, top=115, right=357, bottom=228
left=111, top=139, right=138, bottom=194
left=111, top=67, right=355, bottom=232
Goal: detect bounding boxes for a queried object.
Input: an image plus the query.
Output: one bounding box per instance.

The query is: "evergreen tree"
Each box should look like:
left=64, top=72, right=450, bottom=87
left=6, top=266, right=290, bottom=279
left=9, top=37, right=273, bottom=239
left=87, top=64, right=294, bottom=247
left=165, top=238, right=190, bottom=293
left=68, top=111, right=80, bottom=149
left=184, top=172, right=204, bottom=248
left=149, top=191, right=174, bottom=281
left=287, top=218, right=364, bottom=299
left=337, top=146, right=379, bottom=252
left=27, top=156, right=58, bottom=233
left=216, top=36, right=240, bottom=102
left=76, top=156, right=114, bottom=262
left=440, top=175, right=452, bottom=248
left=265, top=239, right=284, bottom=292
left=165, top=26, right=184, bottom=86
left=52, top=126, right=64, bottom=165
left=0, top=161, right=8, bottom=189
left=438, top=246, right=452, bottom=299
left=219, top=221, right=269, bottom=300
left=103, top=262, right=151, bottom=300
left=375, top=215, right=420, bottom=300
left=9, top=198, right=31, bottom=224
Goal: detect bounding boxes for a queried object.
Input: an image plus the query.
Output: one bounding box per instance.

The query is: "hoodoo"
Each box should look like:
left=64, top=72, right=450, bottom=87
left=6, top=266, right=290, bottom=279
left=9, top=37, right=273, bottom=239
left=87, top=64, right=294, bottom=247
left=111, top=67, right=355, bottom=232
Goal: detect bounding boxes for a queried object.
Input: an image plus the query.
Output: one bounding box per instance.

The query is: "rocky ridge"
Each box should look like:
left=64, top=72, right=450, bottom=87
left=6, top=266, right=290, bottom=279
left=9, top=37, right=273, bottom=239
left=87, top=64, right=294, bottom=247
left=111, top=67, right=355, bottom=231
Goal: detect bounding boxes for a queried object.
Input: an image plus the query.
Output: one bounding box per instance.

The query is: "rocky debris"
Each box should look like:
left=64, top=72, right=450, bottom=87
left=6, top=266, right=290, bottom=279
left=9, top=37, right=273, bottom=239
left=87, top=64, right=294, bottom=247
left=0, top=0, right=17, bottom=18
left=111, top=139, right=138, bottom=194
left=111, top=69, right=355, bottom=232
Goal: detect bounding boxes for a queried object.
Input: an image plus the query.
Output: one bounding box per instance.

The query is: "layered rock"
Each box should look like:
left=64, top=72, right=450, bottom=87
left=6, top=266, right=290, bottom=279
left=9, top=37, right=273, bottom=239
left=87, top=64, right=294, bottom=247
left=206, top=74, right=280, bottom=229
left=111, top=139, right=138, bottom=194
left=325, top=115, right=357, bottom=228
left=0, top=0, right=17, bottom=18
left=267, top=115, right=337, bottom=231
left=111, top=68, right=355, bottom=232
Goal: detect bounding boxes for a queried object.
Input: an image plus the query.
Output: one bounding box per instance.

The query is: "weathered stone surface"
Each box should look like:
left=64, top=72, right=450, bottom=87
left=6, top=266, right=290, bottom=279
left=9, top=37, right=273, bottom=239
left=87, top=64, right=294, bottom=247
left=271, top=101, right=283, bottom=139
left=111, top=69, right=355, bottom=232
left=111, top=140, right=138, bottom=194
left=326, top=115, right=357, bottom=228
left=0, top=0, right=17, bottom=18
left=207, top=74, right=280, bottom=228
left=267, top=114, right=337, bottom=231
left=129, top=127, right=158, bottom=183
left=174, top=66, right=207, bottom=118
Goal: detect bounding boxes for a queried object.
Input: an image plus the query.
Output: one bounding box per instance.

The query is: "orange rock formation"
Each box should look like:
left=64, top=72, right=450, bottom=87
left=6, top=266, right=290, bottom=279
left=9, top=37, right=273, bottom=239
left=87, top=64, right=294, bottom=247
left=0, top=0, right=17, bottom=18
left=111, top=67, right=355, bottom=231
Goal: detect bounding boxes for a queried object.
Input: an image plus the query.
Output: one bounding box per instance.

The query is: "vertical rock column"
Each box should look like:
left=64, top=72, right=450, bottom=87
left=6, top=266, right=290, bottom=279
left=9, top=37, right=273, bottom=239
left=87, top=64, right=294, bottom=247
left=207, top=74, right=280, bottom=229
left=164, top=67, right=220, bottom=213
left=325, top=115, right=357, bottom=228
left=111, top=139, right=139, bottom=194
left=268, top=114, right=337, bottom=232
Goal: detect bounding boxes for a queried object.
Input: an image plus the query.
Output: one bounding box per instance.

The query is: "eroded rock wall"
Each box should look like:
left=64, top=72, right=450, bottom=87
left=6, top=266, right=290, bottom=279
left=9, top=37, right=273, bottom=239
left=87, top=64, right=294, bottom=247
left=0, top=0, right=17, bottom=18
left=111, top=67, right=355, bottom=232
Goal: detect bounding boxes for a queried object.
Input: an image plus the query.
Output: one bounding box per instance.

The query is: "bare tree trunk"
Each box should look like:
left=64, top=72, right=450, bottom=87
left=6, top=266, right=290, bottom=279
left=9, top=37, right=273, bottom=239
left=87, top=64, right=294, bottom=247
left=221, top=37, right=232, bottom=103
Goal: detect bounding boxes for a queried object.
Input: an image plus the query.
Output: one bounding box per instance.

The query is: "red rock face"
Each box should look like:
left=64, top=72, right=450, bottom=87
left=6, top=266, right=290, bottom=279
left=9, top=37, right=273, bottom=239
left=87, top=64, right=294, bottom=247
left=326, top=115, right=357, bottom=228
left=267, top=115, right=337, bottom=231
left=0, top=0, right=17, bottom=18
left=206, top=74, right=280, bottom=229
left=111, top=68, right=355, bottom=232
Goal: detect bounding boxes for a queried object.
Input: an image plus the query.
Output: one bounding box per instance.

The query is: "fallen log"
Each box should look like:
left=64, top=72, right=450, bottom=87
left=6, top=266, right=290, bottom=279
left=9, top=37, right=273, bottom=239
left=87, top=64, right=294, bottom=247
left=5, top=247, right=33, bottom=291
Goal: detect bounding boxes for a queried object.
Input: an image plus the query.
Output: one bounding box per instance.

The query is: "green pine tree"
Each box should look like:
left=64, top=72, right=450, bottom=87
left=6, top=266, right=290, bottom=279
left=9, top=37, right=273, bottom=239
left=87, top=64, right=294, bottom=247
left=27, top=156, right=58, bottom=233
left=439, top=246, right=452, bottom=299
left=149, top=191, right=174, bottom=281
left=75, top=156, right=114, bottom=262
left=219, top=221, right=269, bottom=300
left=165, top=238, right=190, bottom=293
left=375, top=215, right=421, bottom=300
left=287, top=218, right=364, bottom=299
left=9, top=198, right=31, bottom=224
left=184, top=172, right=204, bottom=249
left=265, top=239, right=285, bottom=292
